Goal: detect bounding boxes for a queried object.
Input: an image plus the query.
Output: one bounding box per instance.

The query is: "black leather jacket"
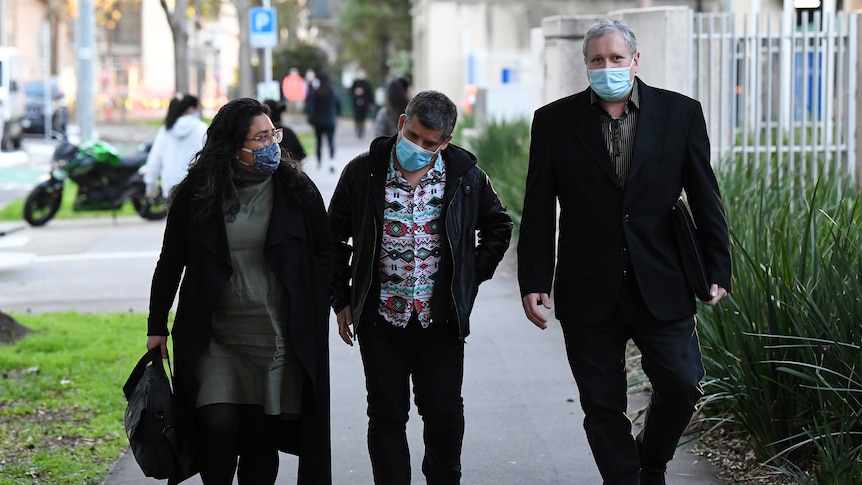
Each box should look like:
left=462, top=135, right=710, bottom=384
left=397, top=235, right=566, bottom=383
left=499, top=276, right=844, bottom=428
left=328, top=135, right=512, bottom=339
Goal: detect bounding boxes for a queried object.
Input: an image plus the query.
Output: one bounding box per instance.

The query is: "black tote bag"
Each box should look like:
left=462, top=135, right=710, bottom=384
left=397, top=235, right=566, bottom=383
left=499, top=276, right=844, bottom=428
left=122, top=347, right=183, bottom=479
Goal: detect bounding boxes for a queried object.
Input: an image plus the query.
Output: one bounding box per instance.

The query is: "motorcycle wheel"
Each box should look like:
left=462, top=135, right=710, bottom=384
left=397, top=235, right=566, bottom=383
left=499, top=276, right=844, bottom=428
left=23, top=185, right=63, bottom=226
left=131, top=194, right=168, bottom=221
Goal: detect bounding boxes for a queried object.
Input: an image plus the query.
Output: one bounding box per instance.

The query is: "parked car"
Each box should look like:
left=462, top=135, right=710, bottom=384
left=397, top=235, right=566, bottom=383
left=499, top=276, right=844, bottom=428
left=21, top=80, right=68, bottom=135
left=0, top=47, right=25, bottom=150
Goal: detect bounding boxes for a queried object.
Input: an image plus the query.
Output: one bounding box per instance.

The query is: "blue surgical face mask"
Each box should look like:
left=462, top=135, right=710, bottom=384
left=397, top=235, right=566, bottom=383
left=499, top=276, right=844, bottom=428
left=395, top=131, right=441, bottom=172
left=588, top=60, right=634, bottom=102
left=239, top=143, right=281, bottom=175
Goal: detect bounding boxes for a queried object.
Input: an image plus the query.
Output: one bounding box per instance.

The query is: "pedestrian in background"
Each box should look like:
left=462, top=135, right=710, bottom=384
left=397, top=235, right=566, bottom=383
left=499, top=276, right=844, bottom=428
left=144, top=93, right=207, bottom=201
left=282, top=67, right=306, bottom=114
left=374, top=76, right=411, bottom=137
left=517, top=19, right=731, bottom=485
left=263, top=98, right=307, bottom=163
left=329, top=90, right=512, bottom=485
left=305, top=72, right=341, bottom=170
left=146, top=97, right=333, bottom=484
left=350, top=67, right=374, bottom=139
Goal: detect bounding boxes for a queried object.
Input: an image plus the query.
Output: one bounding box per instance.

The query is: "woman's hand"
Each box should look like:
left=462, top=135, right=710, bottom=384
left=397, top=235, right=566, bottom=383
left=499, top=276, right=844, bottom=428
left=146, top=335, right=168, bottom=358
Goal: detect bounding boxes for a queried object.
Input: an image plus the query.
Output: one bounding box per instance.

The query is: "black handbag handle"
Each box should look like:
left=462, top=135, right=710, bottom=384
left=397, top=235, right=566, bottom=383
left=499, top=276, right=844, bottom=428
left=123, top=347, right=172, bottom=400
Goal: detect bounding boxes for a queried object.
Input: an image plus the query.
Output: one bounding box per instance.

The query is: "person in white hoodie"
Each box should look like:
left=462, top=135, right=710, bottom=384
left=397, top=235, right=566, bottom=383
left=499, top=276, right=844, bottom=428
left=145, top=93, right=208, bottom=200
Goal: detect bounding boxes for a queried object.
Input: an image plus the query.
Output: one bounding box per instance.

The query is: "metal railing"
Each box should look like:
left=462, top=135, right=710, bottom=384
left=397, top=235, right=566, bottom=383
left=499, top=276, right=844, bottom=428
left=693, top=11, right=857, bottom=186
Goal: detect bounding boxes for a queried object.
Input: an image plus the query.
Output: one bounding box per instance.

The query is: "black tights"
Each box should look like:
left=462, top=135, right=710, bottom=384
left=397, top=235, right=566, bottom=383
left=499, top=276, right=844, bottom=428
left=195, top=403, right=280, bottom=485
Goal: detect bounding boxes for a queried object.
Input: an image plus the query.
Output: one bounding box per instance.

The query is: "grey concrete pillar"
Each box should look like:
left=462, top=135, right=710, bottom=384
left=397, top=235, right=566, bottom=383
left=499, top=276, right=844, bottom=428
left=541, top=15, right=602, bottom=105
left=609, top=6, right=693, bottom=97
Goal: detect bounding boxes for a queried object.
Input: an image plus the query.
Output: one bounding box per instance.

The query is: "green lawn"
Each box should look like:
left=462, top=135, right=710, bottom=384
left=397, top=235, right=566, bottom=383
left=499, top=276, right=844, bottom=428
left=0, top=312, right=145, bottom=484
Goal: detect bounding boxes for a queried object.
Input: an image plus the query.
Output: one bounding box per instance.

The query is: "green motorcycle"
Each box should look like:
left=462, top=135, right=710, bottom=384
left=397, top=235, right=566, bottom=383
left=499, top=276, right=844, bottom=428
left=23, top=136, right=167, bottom=226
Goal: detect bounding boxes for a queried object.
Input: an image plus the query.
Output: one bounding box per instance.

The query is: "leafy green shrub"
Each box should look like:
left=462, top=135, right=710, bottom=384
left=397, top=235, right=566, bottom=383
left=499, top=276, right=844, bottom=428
left=460, top=119, right=531, bottom=232
left=696, top=156, right=862, bottom=483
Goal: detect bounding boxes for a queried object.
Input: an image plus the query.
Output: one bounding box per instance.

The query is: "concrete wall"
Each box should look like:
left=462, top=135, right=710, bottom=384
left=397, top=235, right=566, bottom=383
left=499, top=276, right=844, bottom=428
left=411, top=0, right=729, bottom=109
left=412, top=0, right=593, bottom=106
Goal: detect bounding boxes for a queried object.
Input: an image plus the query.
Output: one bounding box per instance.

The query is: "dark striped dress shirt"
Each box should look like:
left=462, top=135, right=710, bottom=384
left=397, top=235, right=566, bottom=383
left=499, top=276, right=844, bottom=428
left=591, top=84, right=640, bottom=189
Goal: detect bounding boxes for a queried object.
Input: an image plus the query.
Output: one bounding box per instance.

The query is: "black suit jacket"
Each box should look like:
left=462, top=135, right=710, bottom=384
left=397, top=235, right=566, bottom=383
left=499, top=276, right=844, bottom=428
left=147, top=168, right=334, bottom=483
left=517, top=78, right=731, bottom=324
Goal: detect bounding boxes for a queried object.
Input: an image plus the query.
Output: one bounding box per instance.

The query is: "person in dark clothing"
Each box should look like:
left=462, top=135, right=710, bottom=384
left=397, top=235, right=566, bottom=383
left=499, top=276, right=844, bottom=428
left=518, top=19, right=731, bottom=485
left=374, top=76, right=411, bottom=137
left=349, top=68, right=375, bottom=139
left=328, top=90, right=512, bottom=485
left=146, top=97, right=333, bottom=485
left=305, top=72, right=341, bottom=170
left=263, top=99, right=307, bottom=163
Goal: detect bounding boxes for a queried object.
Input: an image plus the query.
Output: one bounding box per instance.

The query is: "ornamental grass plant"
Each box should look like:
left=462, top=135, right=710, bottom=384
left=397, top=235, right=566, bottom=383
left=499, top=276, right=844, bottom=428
left=696, top=157, right=862, bottom=484
left=459, top=118, right=531, bottom=232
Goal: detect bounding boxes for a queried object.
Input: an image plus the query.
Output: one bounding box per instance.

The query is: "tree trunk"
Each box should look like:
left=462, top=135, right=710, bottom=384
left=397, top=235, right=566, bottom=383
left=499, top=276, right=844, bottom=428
left=161, top=0, right=191, bottom=94
left=234, top=0, right=254, bottom=98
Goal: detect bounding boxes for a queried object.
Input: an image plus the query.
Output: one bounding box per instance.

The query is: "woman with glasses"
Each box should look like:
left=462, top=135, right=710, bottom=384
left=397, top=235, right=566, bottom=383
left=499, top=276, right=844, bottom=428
left=145, top=97, right=333, bottom=484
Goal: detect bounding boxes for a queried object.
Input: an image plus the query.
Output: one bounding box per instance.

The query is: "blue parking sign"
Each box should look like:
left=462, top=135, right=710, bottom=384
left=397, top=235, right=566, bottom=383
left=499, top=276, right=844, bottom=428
left=249, top=7, right=277, bottom=48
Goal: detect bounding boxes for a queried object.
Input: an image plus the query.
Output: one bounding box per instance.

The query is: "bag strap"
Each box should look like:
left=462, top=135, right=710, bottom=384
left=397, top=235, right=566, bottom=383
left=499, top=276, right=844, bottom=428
left=122, top=347, right=170, bottom=400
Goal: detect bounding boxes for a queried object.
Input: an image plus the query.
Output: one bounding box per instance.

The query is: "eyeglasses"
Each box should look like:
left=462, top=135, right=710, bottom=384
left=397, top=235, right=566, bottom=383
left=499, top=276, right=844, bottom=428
left=246, top=128, right=283, bottom=144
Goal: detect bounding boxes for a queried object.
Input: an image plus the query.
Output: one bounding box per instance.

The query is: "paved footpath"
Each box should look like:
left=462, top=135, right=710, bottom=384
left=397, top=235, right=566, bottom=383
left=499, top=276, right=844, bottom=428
left=2, top=118, right=726, bottom=484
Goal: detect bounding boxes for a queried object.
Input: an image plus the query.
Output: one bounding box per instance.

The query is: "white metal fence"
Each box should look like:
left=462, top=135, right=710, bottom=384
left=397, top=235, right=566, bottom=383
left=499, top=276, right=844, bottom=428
left=692, top=11, right=857, bottom=184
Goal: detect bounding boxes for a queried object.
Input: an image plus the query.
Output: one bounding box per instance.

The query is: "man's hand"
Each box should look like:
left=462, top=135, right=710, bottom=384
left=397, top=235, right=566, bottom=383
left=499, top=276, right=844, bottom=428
left=336, top=307, right=355, bottom=346
left=703, top=284, right=728, bottom=307
left=521, top=293, right=551, bottom=330
left=146, top=335, right=168, bottom=358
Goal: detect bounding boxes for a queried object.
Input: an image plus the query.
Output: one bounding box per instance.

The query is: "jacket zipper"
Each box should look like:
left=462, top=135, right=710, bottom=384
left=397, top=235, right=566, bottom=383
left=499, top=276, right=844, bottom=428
left=447, top=177, right=464, bottom=339
left=356, top=171, right=379, bottom=327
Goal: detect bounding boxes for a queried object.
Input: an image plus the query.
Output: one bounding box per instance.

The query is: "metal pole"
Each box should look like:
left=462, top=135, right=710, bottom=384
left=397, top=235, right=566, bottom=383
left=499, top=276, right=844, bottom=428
left=42, top=22, right=52, bottom=141
left=77, top=0, right=95, bottom=142
left=263, top=0, right=273, bottom=89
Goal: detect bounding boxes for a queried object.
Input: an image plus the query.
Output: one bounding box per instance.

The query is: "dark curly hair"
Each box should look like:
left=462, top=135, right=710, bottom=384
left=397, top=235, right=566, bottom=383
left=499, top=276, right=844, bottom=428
left=171, top=97, right=315, bottom=222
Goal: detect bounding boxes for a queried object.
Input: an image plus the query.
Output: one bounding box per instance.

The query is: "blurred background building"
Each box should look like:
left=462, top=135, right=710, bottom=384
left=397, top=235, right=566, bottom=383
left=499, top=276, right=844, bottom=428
left=0, top=0, right=858, bottom=126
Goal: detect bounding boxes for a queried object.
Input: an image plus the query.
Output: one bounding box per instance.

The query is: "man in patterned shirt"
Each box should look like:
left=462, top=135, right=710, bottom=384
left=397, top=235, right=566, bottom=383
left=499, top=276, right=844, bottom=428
left=328, top=90, right=512, bottom=485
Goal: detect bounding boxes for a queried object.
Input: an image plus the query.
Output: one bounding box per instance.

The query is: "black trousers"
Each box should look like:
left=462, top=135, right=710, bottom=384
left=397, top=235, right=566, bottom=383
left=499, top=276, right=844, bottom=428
left=560, top=277, right=705, bottom=485
left=313, top=124, right=335, bottom=165
left=358, top=315, right=465, bottom=485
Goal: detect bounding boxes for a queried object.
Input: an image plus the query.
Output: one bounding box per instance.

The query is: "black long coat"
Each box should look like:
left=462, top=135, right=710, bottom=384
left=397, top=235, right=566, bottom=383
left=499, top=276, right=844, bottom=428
left=147, top=167, right=333, bottom=484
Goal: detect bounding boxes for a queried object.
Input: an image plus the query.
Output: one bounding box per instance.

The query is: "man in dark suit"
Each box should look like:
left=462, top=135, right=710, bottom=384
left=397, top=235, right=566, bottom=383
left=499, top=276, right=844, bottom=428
left=517, top=19, right=731, bottom=485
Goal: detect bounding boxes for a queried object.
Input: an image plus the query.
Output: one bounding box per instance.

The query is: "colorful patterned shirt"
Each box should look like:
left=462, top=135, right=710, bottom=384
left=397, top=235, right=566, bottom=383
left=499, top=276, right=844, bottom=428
left=378, top=153, right=446, bottom=328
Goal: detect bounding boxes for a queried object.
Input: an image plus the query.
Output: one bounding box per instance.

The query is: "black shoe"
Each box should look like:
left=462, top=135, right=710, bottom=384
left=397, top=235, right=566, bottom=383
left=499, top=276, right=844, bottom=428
left=639, top=466, right=666, bottom=485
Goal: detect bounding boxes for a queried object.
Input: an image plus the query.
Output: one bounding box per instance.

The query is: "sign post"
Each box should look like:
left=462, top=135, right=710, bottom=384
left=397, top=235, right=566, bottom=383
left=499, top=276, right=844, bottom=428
left=249, top=5, right=277, bottom=100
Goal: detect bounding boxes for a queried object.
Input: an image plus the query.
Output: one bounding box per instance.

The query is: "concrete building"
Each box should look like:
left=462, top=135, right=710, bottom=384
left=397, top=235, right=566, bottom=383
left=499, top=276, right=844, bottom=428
left=409, top=0, right=858, bottom=123
left=0, top=0, right=239, bottom=121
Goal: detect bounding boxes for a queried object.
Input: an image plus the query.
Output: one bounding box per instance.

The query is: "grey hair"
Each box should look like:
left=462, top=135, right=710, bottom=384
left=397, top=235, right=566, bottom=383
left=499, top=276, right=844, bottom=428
left=582, top=19, right=638, bottom=58
left=404, top=90, right=457, bottom=140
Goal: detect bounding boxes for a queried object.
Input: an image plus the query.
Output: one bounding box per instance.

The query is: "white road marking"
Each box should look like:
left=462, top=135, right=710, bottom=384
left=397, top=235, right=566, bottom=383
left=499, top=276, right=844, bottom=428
left=34, top=251, right=160, bottom=263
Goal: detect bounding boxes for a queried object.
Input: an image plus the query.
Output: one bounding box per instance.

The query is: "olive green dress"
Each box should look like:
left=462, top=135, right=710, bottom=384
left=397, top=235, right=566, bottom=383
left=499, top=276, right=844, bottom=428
left=195, top=171, right=303, bottom=416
